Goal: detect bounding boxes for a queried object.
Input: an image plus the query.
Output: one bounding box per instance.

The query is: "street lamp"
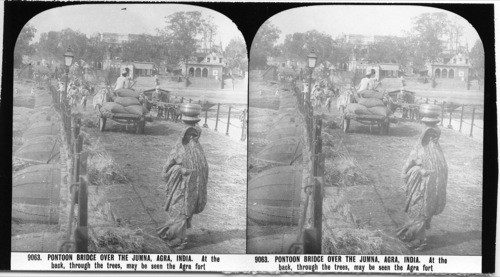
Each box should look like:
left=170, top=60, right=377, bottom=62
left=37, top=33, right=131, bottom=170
left=306, top=49, right=318, bottom=104
left=307, top=50, right=318, bottom=69
left=64, top=47, right=74, bottom=67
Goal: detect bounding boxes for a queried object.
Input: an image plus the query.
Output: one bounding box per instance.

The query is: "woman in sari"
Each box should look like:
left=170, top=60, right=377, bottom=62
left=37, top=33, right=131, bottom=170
left=157, top=126, right=209, bottom=249
left=396, top=127, right=448, bottom=250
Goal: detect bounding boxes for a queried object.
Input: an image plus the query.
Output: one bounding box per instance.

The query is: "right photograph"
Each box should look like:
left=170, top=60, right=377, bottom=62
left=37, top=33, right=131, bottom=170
left=247, top=5, right=484, bottom=255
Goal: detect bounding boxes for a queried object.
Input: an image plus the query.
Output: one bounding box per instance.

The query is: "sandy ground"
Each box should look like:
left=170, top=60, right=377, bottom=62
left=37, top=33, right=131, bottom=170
left=78, top=91, right=248, bottom=253
left=249, top=79, right=484, bottom=255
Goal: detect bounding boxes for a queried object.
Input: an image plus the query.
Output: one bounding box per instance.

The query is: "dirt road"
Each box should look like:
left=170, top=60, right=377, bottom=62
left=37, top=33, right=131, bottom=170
left=320, top=105, right=483, bottom=255
left=82, top=104, right=247, bottom=254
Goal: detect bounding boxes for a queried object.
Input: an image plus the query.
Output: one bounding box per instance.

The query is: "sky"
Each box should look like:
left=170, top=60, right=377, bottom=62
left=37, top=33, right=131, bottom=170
left=26, top=4, right=243, bottom=48
left=267, top=5, right=481, bottom=49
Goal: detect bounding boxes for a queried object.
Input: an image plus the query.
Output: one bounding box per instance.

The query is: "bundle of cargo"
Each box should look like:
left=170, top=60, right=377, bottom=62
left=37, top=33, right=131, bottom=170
left=345, top=90, right=392, bottom=117
left=101, top=88, right=148, bottom=116
left=97, top=88, right=152, bottom=134
left=341, top=90, right=395, bottom=135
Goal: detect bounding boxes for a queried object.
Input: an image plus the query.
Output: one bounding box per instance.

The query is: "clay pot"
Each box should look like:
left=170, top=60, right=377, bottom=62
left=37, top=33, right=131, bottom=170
left=419, top=104, right=441, bottom=118
left=180, top=103, right=201, bottom=117
left=180, top=103, right=201, bottom=125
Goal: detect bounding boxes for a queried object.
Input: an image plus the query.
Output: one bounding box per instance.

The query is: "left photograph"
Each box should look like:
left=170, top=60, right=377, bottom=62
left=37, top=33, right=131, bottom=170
left=12, top=4, right=248, bottom=254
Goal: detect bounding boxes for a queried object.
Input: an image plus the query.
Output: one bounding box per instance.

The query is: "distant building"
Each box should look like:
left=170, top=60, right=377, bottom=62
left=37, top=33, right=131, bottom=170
left=100, top=33, right=142, bottom=45
left=267, top=56, right=307, bottom=70
left=131, top=61, right=155, bottom=76
left=181, top=52, right=225, bottom=80
left=430, top=53, right=471, bottom=81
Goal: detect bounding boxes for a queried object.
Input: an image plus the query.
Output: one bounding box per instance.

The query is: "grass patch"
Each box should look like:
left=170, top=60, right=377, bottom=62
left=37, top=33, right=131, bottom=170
left=324, top=154, right=369, bottom=187
left=323, top=228, right=410, bottom=255
left=86, top=136, right=129, bottom=186
left=89, top=227, right=172, bottom=253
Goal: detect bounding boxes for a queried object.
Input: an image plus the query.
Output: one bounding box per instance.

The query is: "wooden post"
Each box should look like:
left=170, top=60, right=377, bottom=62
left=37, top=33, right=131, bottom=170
left=214, top=103, right=220, bottom=131
left=441, top=102, right=445, bottom=126
left=312, top=116, right=323, bottom=254
left=75, top=153, right=88, bottom=252
left=226, top=106, right=231, bottom=136
left=74, top=135, right=83, bottom=183
left=241, top=109, right=247, bottom=141
left=189, top=98, right=192, bottom=103
left=470, top=107, right=476, bottom=137
left=203, top=108, right=208, bottom=128
left=307, top=70, right=313, bottom=104
left=75, top=177, right=88, bottom=252
left=459, top=105, right=465, bottom=132
left=447, top=111, right=453, bottom=129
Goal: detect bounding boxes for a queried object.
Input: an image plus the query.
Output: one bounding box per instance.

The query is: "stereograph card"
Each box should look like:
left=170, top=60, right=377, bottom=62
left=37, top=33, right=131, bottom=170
left=1, top=1, right=496, bottom=274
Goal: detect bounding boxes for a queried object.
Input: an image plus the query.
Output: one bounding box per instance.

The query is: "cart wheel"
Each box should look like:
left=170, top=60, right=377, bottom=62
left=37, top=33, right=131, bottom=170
left=342, top=116, right=350, bottom=133
left=99, top=117, right=106, bottom=132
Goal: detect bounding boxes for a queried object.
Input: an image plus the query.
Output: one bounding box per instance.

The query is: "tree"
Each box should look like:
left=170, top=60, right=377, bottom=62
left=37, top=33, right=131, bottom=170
left=367, top=36, right=411, bottom=66
left=469, top=39, right=484, bottom=79
left=330, top=37, right=353, bottom=66
left=201, top=16, right=218, bottom=53
left=14, top=23, right=36, bottom=68
left=224, top=37, right=248, bottom=75
left=408, top=12, right=448, bottom=67
left=121, top=34, right=168, bottom=66
left=85, top=33, right=108, bottom=67
left=36, top=28, right=89, bottom=63
left=161, top=11, right=211, bottom=77
left=281, top=30, right=335, bottom=64
left=250, top=21, right=281, bottom=69
left=445, top=16, right=465, bottom=54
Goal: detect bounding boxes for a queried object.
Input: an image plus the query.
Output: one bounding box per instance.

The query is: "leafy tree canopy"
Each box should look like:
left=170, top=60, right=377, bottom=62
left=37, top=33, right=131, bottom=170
left=224, top=37, right=248, bottom=73
left=250, top=21, right=281, bottom=69
left=469, top=38, right=484, bottom=79
left=14, top=23, right=36, bottom=68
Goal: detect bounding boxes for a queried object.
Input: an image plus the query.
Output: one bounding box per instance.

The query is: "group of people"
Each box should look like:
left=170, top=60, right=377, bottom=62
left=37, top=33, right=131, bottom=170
left=299, top=80, right=339, bottom=112
left=57, top=78, right=91, bottom=110
left=32, top=71, right=50, bottom=86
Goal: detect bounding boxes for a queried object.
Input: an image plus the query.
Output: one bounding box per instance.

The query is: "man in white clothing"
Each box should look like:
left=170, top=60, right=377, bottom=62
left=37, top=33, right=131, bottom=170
left=115, top=68, right=131, bottom=91
left=358, top=68, right=376, bottom=92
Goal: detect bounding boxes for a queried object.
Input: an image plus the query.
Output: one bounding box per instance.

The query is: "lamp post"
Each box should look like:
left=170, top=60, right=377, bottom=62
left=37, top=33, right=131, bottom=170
left=62, top=47, right=74, bottom=147
left=63, top=47, right=74, bottom=110
left=306, top=49, right=318, bottom=104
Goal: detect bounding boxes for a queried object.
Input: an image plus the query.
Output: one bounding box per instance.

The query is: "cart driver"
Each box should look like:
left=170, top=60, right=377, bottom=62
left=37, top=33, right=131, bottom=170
left=115, top=68, right=131, bottom=91
left=358, top=68, right=376, bottom=93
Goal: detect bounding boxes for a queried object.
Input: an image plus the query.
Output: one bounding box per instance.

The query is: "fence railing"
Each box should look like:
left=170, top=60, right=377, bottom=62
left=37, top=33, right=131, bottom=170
left=157, top=95, right=247, bottom=142
left=50, top=81, right=89, bottom=253
left=415, top=96, right=484, bottom=140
